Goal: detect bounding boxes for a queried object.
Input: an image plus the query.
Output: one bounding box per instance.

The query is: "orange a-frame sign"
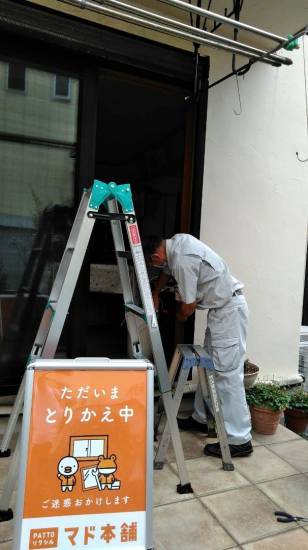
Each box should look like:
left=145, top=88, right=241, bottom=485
left=13, top=358, right=153, bottom=550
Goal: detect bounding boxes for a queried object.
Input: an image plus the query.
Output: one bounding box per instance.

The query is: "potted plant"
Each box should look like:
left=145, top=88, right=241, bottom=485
left=244, top=359, right=259, bottom=389
left=284, top=389, right=308, bottom=433
left=246, top=383, right=290, bottom=435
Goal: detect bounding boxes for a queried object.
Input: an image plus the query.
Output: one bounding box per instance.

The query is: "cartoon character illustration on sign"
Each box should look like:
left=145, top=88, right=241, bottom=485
left=93, top=454, right=121, bottom=491
left=57, top=456, right=79, bottom=492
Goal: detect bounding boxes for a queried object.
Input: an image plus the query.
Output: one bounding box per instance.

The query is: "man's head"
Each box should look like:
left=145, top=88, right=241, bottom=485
left=142, top=236, right=167, bottom=267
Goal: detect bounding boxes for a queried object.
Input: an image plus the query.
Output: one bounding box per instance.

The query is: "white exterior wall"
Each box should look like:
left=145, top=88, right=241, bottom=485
left=195, top=39, right=308, bottom=380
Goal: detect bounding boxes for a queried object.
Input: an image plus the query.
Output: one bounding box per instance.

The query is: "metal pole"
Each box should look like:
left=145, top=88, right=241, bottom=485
left=159, top=0, right=286, bottom=43
left=101, top=0, right=291, bottom=66
left=60, top=0, right=287, bottom=66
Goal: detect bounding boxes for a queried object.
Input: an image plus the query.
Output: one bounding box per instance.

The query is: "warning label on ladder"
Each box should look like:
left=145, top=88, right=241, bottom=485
left=128, top=224, right=140, bottom=246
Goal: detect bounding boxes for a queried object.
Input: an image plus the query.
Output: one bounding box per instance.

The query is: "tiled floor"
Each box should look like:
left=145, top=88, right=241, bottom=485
left=1, top=422, right=308, bottom=548
left=153, top=425, right=308, bottom=550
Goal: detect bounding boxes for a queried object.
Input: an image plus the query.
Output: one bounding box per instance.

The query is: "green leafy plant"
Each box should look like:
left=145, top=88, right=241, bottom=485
left=287, top=389, right=308, bottom=411
left=246, top=383, right=290, bottom=412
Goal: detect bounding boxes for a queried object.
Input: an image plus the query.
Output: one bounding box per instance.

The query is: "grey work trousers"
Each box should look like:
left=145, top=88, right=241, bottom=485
left=193, top=294, right=252, bottom=445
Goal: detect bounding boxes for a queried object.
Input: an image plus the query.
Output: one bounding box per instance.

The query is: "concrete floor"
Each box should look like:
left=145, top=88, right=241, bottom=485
left=1, top=421, right=308, bottom=549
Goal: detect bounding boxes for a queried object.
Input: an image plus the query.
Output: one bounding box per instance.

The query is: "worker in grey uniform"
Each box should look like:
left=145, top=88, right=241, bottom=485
left=143, top=233, right=253, bottom=458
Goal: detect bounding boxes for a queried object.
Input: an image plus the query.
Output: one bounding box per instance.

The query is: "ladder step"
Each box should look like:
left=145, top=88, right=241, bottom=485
left=125, top=304, right=145, bottom=318
left=117, top=251, right=132, bottom=259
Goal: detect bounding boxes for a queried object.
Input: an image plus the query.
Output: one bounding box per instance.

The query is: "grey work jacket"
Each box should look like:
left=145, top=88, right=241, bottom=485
left=165, top=234, right=243, bottom=310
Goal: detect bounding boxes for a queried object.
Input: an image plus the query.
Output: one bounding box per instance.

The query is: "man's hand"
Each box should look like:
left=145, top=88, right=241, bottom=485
left=152, top=271, right=170, bottom=312
left=176, top=301, right=197, bottom=322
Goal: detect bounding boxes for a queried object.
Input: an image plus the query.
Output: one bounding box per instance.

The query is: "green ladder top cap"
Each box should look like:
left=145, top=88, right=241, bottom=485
left=90, top=180, right=134, bottom=213
left=284, top=34, right=299, bottom=51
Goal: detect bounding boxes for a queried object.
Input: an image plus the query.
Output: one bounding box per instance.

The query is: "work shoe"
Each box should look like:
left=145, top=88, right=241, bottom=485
left=177, top=416, right=209, bottom=434
left=204, top=441, right=253, bottom=458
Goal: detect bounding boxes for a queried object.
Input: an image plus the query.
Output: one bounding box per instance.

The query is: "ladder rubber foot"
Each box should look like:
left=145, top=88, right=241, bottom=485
left=0, top=450, right=11, bottom=458
left=0, top=509, right=13, bottom=522
left=153, top=461, right=164, bottom=470
left=176, top=482, right=193, bottom=494
left=223, top=462, right=235, bottom=471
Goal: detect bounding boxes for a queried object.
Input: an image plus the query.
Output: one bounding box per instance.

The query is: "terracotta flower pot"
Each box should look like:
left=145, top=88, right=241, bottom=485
left=250, top=405, right=282, bottom=435
left=284, top=408, right=308, bottom=434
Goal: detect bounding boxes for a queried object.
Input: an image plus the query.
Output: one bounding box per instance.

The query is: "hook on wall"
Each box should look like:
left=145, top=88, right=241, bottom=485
left=296, top=151, right=308, bottom=162
left=233, top=73, right=242, bottom=116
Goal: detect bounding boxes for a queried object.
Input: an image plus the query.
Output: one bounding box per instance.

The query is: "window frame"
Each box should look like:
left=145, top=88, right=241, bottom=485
left=6, top=61, right=27, bottom=94
left=52, top=74, right=71, bottom=101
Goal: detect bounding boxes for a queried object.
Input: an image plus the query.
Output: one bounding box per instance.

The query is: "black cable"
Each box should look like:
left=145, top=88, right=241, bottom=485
left=195, top=0, right=201, bottom=30
left=211, top=7, right=235, bottom=33
left=209, top=13, right=307, bottom=88
left=211, top=0, right=244, bottom=34
left=187, top=0, right=202, bottom=97
left=188, top=0, right=193, bottom=28
left=194, top=0, right=202, bottom=96
left=232, top=0, right=241, bottom=73
left=208, top=62, right=251, bottom=88
left=202, top=0, right=212, bottom=31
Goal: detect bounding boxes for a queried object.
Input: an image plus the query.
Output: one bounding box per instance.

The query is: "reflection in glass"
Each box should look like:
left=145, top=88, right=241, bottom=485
left=0, top=62, right=79, bottom=392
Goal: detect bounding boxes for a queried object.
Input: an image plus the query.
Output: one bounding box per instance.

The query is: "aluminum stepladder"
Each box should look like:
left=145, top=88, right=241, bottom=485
left=0, top=180, right=193, bottom=522
left=154, top=344, right=234, bottom=472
